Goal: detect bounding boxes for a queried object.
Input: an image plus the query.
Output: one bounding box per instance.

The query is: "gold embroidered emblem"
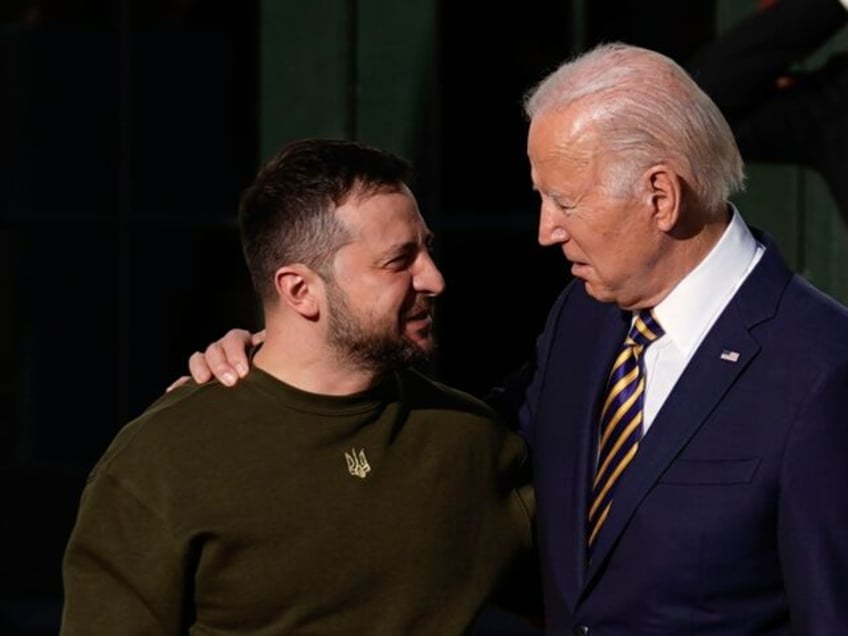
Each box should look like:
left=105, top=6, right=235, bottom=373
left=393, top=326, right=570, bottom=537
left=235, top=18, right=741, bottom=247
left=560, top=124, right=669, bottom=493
left=345, top=448, right=371, bottom=479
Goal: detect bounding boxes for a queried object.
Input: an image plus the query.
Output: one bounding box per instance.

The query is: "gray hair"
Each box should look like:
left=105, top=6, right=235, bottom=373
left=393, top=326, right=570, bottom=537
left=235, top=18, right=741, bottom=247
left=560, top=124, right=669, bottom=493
left=524, top=42, right=745, bottom=212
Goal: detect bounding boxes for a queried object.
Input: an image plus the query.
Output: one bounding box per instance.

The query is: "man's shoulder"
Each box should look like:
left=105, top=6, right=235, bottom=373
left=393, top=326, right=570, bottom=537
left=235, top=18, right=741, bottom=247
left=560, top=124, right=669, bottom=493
left=397, top=368, right=499, bottom=420
left=783, top=274, right=848, bottom=353
left=396, top=370, right=528, bottom=459
left=740, top=249, right=848, bottom=364
left=136, top=378, right=251, bottom=431
left=92, top=379, right=261, bottom=477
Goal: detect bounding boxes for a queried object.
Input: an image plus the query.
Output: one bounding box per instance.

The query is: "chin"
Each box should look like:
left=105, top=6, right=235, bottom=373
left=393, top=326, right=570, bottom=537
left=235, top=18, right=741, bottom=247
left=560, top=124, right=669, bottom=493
left=583, top=281, right=616, bottom=305
left=412, top=338, right=435, bottom=354
left=406, top=331, right=435, bottom=353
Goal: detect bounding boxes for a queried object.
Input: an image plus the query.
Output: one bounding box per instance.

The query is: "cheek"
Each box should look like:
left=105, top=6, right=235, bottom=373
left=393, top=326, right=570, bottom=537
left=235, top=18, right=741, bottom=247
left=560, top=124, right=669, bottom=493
left=367, top=280, right=412, bottom=314
left=571, top=220, right=611, bottom=263
left=613, top=231, right=653, bottom=282
left=587, top=224, right=636, bottom=279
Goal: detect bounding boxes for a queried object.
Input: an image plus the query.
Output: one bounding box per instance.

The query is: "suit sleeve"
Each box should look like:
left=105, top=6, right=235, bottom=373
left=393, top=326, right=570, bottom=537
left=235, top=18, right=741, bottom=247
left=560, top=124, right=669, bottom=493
left=778, top=360, right=848, bottom=632
left=485, top=284, right=575, bottom=443
left=60, top=472, right=189, bottom=635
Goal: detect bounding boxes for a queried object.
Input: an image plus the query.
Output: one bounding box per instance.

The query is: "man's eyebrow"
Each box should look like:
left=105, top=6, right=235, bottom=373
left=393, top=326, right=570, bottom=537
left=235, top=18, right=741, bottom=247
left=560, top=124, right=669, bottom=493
left=376, top=240, right=416, bottom=262
left=378, top=233, right=436, bottom=262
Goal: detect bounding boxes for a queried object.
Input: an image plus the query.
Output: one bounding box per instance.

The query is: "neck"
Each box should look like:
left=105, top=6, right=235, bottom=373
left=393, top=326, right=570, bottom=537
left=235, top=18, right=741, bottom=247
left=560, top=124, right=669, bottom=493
left=635, top=205, right=731, bottom=309
left=680, top=203, right=732, bottom=274
left=253, top=323, right=382, bottom=396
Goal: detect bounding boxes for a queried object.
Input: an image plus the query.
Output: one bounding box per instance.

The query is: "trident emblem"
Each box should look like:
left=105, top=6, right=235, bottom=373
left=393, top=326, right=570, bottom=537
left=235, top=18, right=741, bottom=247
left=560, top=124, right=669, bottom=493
left=345, top=448, right=371, bottom=479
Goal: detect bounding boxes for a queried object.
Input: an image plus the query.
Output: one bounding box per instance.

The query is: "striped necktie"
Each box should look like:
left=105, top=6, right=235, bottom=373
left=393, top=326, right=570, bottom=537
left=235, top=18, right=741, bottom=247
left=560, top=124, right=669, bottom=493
left=588, top=309, right=664, bottom=555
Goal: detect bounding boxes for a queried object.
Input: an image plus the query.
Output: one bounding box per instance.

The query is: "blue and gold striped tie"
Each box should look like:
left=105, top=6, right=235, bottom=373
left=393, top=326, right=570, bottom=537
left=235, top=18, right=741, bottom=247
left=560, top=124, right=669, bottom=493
left=588, top=309, right=664, bottom=555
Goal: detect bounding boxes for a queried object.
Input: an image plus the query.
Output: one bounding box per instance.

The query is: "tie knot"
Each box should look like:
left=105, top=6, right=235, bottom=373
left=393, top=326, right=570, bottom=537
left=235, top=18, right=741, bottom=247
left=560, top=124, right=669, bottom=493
left=626, top=309, right=664, bottom=349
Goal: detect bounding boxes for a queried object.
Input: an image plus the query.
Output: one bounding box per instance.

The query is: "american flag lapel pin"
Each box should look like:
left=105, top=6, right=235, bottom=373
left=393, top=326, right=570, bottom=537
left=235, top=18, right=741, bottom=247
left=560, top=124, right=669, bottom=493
left=720, top=349, right=740, bottom=362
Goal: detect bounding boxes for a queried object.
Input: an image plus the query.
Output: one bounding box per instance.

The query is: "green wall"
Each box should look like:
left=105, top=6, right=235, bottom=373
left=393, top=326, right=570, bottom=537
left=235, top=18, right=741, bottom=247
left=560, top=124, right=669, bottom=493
left=259, top=0, right=438, bottom=164
left=258, top=0, right=848, bottom=301
left=718, top=0, right=848, bottom=301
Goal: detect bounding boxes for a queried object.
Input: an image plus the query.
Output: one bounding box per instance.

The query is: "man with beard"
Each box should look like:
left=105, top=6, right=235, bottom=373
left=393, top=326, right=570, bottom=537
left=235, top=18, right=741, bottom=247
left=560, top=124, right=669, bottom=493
left=60, top=139, right=537, bottom=635
left=182, top=43, right=848, bottom=633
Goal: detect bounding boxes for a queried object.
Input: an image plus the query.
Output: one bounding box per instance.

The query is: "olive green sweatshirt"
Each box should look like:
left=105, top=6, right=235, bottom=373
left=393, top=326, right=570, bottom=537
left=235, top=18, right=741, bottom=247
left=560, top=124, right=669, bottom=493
left=61, top=367, right=535, bottom=635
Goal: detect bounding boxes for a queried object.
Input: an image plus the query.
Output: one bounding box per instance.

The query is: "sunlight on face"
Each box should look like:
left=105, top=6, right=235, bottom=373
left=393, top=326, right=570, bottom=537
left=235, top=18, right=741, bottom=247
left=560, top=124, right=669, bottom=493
left=325, top=187, right=445, bottom=371
left=528, top=109, right=658, bottom=309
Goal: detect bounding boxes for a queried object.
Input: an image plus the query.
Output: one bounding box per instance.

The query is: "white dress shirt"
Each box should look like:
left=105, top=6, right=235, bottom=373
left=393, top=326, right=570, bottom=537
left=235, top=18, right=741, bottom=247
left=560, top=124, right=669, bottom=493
left=841, top=0, right=848, bottom=12
left=640, top=207, right=764, bottom=433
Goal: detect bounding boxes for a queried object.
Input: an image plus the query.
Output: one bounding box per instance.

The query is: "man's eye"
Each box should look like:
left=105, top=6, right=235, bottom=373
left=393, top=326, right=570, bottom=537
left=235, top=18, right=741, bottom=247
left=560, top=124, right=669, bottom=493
left=388, top=254, right=414, bottom=268
left=545, top=194, right=573, bottom=212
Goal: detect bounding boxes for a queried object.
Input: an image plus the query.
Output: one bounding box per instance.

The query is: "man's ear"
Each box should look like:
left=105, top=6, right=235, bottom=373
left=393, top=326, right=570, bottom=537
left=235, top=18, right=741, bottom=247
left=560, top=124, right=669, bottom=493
left=643, top=164, right=682, bottom=233
left=273, top=264, right=321, bottom=319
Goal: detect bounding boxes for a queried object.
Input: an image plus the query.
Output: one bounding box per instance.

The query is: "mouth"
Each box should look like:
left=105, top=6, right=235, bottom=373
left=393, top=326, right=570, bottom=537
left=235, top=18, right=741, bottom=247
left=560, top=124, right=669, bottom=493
left=570, top=262, right=589, bottom=277
left=406, top=309, right=432, bottom=325
left=405, top=303, right=434, bottom=328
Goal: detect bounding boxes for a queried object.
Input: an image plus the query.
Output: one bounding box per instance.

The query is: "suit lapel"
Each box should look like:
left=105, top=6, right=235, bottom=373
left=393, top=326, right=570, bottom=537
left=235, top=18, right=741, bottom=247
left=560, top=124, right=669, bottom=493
left=582, top=233, right=790, bottom=587
left=573, top=309, right=629, bottom=589
left=541, top=297, right=628, bottom=609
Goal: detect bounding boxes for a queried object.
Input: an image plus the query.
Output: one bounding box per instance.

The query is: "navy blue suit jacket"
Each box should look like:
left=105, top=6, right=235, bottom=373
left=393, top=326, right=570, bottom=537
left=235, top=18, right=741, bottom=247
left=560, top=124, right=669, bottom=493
left=504, top=230, right=848, bottom=634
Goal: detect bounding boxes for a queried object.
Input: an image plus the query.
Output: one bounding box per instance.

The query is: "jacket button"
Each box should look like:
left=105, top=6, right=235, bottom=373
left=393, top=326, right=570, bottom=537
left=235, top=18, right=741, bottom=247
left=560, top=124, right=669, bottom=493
left=573, top=627, right=590, bottom=636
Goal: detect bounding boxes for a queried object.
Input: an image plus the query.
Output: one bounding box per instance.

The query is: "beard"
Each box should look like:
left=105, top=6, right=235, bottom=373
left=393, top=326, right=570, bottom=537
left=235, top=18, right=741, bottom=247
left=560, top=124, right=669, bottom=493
left=324, top=280, right=435, bottom=373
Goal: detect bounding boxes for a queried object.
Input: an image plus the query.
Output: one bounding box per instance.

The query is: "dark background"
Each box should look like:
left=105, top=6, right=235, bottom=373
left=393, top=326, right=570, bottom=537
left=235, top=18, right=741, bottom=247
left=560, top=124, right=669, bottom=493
left=0, top=1, right=722, bottom=633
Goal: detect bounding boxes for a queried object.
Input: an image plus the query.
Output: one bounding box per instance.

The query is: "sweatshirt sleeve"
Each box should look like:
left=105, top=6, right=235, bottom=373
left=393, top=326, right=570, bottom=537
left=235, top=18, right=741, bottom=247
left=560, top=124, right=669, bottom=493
left=60, top=472, right=189, bottom=635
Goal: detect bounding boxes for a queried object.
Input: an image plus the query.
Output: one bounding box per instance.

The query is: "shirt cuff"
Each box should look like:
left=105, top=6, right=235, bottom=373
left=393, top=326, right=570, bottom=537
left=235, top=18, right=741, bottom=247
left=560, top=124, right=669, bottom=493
left=841, top=0, right=848, bottom=11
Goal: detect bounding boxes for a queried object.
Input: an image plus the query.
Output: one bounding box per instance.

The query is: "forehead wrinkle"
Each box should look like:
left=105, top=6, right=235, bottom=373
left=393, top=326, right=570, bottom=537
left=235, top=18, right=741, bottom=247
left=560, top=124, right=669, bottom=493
left=532, top=143, right=592, bottom=197
left=542, top=98, right=603, bottom=153
left=387, top=224, right=432, bottom=253
left=365, top=216, right=431, bottom=263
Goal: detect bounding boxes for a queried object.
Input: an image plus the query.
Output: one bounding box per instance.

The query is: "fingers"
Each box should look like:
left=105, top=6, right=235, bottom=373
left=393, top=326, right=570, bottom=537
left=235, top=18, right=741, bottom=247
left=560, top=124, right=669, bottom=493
left=197, top=342, right=237, bottom=387
left=220, top=328, right=253, bottom=381
left=165, top=375, right=191, bottom=393
left=188, top=350, right=215, bottom=384
left=184, top=328, right=255, bottom=388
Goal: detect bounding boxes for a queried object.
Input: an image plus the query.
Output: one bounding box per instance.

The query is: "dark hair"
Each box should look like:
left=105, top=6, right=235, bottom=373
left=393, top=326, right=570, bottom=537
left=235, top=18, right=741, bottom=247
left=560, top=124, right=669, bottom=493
left=239, top=138, right=413, bottom=300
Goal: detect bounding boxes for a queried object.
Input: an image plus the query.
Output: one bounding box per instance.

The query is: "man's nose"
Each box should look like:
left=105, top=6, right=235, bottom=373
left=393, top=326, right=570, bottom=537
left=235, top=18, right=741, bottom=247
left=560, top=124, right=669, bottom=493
left=538, top=202, right=569, bottom=246
left=413, top=252, right=445, bottom=296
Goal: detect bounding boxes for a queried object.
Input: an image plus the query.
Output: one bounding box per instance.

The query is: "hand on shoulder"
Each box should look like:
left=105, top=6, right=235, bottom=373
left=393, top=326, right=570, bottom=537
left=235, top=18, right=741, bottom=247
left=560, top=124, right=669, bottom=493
left=166, top=328, right=265, bottom=392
